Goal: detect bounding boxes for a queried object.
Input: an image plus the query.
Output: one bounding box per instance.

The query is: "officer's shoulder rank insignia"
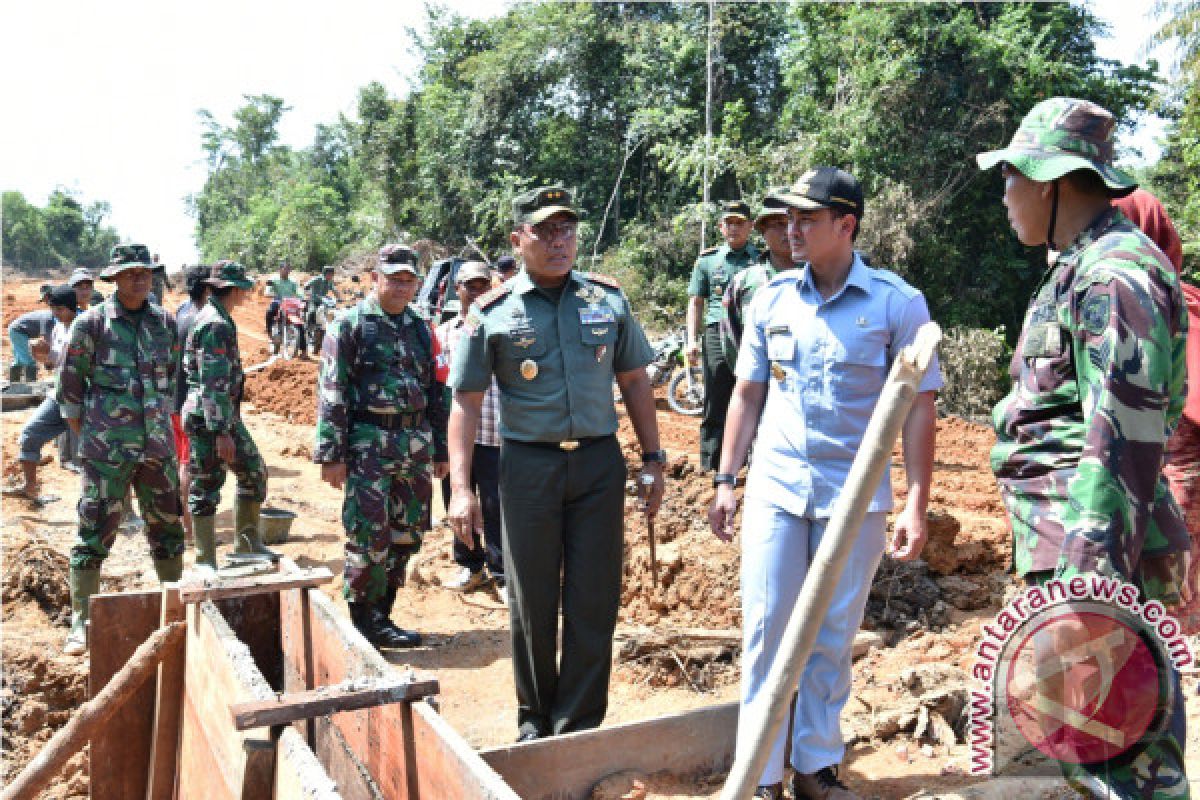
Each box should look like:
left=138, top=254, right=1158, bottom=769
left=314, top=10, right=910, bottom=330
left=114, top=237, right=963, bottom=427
left=582, top=272, right=621, bottom=290
left=700, top=246, right=719, bottom=256
left=477, top=285, right=510, bottom=311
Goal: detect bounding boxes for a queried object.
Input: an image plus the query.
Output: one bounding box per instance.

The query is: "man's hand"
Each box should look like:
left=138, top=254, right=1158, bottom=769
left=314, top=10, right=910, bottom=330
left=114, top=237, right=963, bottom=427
left=321, top=462, right=347, bottom=489
left=639, top=463, right=665, bottom=517
left=30, top=337, right=50, bottom=365
left=447, top=487, right=482, bottom=547
left=433, top=461, right=450, bottom=480
left=708, top=484, right=739, bottom=543
left=216, top=432, right=236, bottom=464
left=889, top=502, right=928, bottom=561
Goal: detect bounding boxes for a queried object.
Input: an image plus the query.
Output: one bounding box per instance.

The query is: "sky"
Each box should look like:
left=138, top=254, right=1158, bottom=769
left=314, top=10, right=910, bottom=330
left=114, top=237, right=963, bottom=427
left=0, top=0, right=1178, bottom=269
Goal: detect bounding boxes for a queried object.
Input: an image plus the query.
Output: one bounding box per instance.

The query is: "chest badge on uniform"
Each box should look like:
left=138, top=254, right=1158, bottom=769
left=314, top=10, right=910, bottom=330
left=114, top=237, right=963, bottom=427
left=579, top=306, right=615, bottom=325
left=595, top=345, right=607, bottom=363
left=770, top=362, right=786, bottom=382
left=856, top=316, right=868, bottom=327
left=577, top=285, right=605, bottom=304
left=513, top=336, right=536, bottom=349
left=520, top=359, right=539, bottom=380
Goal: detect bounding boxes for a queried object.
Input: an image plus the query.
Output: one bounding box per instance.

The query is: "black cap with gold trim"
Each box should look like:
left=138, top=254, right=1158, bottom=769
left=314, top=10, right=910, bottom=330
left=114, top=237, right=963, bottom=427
left=777, top=167, right=864, bottom=218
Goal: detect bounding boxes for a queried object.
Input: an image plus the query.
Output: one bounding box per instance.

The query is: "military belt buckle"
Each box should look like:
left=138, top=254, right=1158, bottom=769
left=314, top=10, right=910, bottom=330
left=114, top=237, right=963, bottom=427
left=559, top=440, right=581, bottom=451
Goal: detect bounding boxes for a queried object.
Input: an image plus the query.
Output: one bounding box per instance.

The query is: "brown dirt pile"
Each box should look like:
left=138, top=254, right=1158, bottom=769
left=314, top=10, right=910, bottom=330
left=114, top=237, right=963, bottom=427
left=243, top=357, right=319, bottom=425
left=1, top=650, right=90, bottom=797
left=2, top=538, right=71, bottom=622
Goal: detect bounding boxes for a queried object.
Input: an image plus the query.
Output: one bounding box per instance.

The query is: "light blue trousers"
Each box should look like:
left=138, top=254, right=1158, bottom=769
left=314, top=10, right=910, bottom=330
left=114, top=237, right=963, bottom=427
left=7, top=325, right=34, bottom=366
left=737, top=502, right=886, bottom=785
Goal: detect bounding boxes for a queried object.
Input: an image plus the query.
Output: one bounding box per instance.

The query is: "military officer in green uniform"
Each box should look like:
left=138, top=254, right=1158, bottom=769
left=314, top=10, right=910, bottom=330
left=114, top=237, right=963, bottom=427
left=447, top=186, right=665, bottom=742
left=687, top=200, right=758, bottom=470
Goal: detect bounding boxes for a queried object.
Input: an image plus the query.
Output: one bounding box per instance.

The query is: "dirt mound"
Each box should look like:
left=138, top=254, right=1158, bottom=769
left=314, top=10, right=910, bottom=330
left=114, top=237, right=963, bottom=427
left=243, top=358, right=319, bottom=425
left=2, top=538, right=71, bottom=622
left=1, top=649, right=89, bottom=797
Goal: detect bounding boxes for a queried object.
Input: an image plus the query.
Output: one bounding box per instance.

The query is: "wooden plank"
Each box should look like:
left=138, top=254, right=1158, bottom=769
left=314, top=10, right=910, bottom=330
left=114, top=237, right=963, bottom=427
left=176, top=601, right=276, bottom=799
left=279, top=579, right=519, bottom=800
left=274, top=728, right=343, bottom=799
left=146, top=586, right=185, bottom=800
left=177, top=568, right=333, bottom=604
left=89, top=590, right=161, bottom=800
left=230, top=678, right=440, bottom=730
left=479, top=702, right=739, bottom=800
left=240, top=738, right=275, bottom=800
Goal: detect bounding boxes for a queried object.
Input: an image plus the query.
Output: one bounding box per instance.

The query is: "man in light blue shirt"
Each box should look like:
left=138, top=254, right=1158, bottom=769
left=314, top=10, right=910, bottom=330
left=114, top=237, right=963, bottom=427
left=709, top=167, right=942, bottom=800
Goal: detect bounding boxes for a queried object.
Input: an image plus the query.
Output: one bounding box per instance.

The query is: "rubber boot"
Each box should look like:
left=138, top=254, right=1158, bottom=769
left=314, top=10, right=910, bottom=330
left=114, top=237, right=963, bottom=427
left=234, top=498, right=280, bottom=561
left=192, top=515, right=218, bottom=578
left=7, top=363, right=23, bottom=383
left=64, top=567, right=100, bottom=655
left=348, top=601, right=421, bottom=649
left=153, top=555, right=184, bottom=583
left=23, top=364, right=38, bottom=382
left=375, top=585, right=422, bottom=647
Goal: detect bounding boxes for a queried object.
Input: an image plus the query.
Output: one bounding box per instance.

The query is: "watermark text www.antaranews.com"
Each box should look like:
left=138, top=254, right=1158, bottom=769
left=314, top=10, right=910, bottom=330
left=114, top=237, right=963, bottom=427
left=967, top=574, right=1192, bottom=776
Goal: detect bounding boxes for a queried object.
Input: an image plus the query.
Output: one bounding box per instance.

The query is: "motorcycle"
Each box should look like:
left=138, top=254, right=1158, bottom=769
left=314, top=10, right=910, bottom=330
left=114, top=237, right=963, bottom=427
left=270, top=298, right=306, bottom=359
left=645, top=328, right=704, bottom=416
left=305, top=295, right=338, bottom=354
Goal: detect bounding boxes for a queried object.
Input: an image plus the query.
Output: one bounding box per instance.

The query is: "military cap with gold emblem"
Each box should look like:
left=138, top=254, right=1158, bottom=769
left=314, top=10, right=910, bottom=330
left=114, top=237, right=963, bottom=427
left=513, top=186, right=578, bottom=226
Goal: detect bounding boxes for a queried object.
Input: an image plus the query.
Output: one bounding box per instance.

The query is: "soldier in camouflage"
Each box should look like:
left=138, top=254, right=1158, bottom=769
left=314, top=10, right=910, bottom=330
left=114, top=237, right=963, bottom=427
left=315, top=244, right=448, bottom=650
left=979, top=97, right=1190, bottom=798
left=58, top=244, right=186, bottom=655
left=181, top=261, right=276, bottom=577
left=719, top=190, right=796, bottom=368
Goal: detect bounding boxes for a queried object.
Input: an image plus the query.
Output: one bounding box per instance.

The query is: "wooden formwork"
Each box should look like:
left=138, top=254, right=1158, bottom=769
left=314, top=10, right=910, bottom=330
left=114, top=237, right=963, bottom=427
left=87, top=579, right=736, bottom=799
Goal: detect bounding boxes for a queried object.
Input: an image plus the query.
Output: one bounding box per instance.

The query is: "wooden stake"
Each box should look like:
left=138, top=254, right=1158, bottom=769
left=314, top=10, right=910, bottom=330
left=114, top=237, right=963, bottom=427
left=145, top=587, right=186, bottom=800
left=2, top=622, right=186, bottom=800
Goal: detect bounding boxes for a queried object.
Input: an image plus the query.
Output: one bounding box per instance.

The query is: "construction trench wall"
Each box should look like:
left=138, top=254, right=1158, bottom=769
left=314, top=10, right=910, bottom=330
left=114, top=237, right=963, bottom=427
left=87, top=582, right=737, bottom=799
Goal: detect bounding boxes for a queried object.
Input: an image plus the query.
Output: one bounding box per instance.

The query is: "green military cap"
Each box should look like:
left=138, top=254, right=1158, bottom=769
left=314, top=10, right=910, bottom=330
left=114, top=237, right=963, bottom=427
left=719, top=199, right=752, bottom=222
left=455, top=260, right=492, bottom=284
left=513, top=186, right=578, bottom=227
left=975, top=97, right=1136, bottom=196
left=204, top=260, right=255, bottom=290
left=754, top=188, right=789, bottom=230
left=100, top=243, right=154, bottom=280
left=377, top=244, right=418, bottom=275
left=777, top=167, right=864, bottom=217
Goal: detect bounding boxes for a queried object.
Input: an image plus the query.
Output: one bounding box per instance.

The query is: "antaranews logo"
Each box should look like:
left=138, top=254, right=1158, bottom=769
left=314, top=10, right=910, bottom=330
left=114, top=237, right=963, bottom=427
left=968, top=575, right=1192, bottom=778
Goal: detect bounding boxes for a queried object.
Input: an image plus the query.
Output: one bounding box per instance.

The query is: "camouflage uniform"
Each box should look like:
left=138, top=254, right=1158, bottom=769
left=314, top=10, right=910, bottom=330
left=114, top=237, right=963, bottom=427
left=719, top=256, right=780, bottom=368
left=181, top=295, right=267, bottom=516
left=58, top=297, right=184, bottom=569
left=314, top=293, right=447, bottom=604
left=980, top=97, right=1190, bottom=799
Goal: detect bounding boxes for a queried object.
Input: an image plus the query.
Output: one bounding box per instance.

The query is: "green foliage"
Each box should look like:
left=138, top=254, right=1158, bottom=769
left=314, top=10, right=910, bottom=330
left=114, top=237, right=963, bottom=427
left=189, top=1, right=1162, bottom=332
left=936, top=326, right=1012, bottom=422
left=3, top=189, right=121, bottom=270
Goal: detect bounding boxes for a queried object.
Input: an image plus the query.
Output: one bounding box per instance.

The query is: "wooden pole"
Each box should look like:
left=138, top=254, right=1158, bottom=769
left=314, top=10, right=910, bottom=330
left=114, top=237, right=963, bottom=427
left=720, top=323, right=941, bottom=800
left=2, top=622, right=186, bottom=800
left=145, top=587, right=186, bottom=800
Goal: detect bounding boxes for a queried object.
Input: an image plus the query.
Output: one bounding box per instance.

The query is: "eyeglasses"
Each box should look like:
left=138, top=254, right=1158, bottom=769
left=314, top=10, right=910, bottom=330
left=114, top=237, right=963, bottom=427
left=526, top=219, right=577, bottom=242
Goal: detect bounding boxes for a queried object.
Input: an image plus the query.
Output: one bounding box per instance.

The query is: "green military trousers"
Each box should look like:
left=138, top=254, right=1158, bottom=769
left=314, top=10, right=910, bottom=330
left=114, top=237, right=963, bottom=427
left=499, top=435, right=626, bottom=738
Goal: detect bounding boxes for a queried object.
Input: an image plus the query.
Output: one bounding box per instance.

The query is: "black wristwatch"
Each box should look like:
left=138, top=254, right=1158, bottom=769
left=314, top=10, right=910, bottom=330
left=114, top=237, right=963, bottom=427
left=713, top=472, right=737, bottom=488
left=641, top=449, right=668, bottom=464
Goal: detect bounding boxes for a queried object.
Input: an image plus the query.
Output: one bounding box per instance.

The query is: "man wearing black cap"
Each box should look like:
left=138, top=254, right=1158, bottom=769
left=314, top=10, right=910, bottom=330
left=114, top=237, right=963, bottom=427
left=687, top=200, right=759, bottom=471
left=709, top=168, right=941, bottom=799
left=3, top=286, right=80, bottom=501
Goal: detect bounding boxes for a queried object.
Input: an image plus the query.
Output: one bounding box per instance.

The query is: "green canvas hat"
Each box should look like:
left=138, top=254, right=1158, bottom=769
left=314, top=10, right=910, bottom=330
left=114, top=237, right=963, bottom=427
left=975, top=97, right=1136, bottom=196
left=204, top=260, right=255, bottom=290
left=513, top=186, right=578, bottom=227
left=100, top=243, right=154, bottom=280
left=754, top=188, right=789, bottom=230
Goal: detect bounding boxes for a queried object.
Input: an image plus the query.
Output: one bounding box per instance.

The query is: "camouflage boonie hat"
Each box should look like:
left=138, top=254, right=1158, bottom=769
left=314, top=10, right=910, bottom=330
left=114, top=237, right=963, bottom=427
left=100, top=243, right=154, bottom=280
left=377, top=244, right=419, bottom=275
left=204, top=260, right=255, bottom=290
left=513, top=186, right=577, bottom=227
left=975, top=97, right=1137, bottom=196
left=755, top=189, right=789, bottom=230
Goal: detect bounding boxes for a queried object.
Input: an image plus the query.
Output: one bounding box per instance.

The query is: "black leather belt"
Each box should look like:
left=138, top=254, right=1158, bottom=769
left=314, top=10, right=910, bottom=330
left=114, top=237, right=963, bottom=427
left=507, top=435, right=612, bottom=452
left=352, top=411, right=424, bottom=430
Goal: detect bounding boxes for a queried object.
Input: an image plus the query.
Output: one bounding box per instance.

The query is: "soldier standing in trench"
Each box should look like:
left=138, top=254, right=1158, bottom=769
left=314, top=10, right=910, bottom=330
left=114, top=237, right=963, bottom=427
left=447, top=186, right=665, bottom=742
left=58, top=244, right=187, bottom=655
left=181, top=260, right=277, bottom=576
left=315, top=244, right=448, bottom=650
left=978, top=97, right=1190, bottom=798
